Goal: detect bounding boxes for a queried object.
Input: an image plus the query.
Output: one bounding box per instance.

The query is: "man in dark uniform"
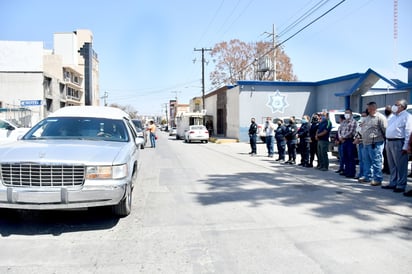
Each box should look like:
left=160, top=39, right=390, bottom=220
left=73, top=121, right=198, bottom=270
left=248, top=118, right=258, bottom=156
left=309, top=113, right=320, bottom=168
left=275, top=119, right=287, bottom=162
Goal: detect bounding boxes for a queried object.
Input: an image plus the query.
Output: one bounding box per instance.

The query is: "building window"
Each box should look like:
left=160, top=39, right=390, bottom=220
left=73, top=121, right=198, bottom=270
left=43, top=77, right=52, bottom=96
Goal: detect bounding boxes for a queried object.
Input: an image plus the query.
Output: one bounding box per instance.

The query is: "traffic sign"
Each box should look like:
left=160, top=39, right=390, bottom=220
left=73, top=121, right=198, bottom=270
left=20, top=100, right=42, bottom=107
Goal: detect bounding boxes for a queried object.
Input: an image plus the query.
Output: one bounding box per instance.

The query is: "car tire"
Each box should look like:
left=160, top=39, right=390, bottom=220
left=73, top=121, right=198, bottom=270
left=205, top=140, right=208, bottom=143
left=140, top=144, right=145, bottom=149
left=112, top=180, right=132, bottom=217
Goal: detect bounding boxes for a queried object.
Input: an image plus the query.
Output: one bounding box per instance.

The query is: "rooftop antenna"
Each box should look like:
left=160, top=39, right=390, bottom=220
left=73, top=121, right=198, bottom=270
left=393, top=0, right=398, bottom=78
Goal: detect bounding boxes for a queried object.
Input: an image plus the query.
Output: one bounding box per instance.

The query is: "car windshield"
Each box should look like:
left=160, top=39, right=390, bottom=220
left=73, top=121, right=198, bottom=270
left=132, top=120, right=143, bottom=129
left=23, top=117, right=129, bottom=142
left=190, top=125, right=205, bottom=130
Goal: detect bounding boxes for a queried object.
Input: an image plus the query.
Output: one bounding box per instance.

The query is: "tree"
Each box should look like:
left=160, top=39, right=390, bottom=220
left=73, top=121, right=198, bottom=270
left=209, top=39, right=297, bottom=89
left=109, top=103, right=139, bottom=119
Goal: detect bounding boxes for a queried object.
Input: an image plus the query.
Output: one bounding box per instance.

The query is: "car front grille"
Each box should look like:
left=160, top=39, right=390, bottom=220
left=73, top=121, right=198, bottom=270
left=0, top=163, right=86, bottom=188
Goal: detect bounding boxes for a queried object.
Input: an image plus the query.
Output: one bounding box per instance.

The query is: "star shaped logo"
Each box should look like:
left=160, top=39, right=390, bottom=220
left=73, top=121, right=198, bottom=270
left=266, top=90, right=289, bottom=113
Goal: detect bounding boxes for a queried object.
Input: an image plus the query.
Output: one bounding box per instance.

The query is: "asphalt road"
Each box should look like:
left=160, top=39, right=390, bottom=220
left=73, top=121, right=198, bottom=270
left=0, top=132, right=411, bottom=273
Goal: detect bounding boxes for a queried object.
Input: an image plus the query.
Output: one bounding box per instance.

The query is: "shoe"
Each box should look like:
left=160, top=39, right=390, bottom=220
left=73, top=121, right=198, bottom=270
left=358, top=177, right=366, bottom=183
left=279, top=159, right=285, bottom=163
left=339, top=172, right=346, bottom=176
left=250, top=153, right=256, bottom=156
left=335, top=169, right=342, bottom=173
left=393, top=188, right=405, bottom=193
left=307, top=164, right=313, bottom=168
left=275, top=158, right=281, bottom=161
left=381, top=185, right=396, bottom=190
left=289, top=161, right=296, bottom=165
left=403, top=190, right=412, bottom=197
left=370, top=181, right=382, bottom=186
left=248, top=152, right=253, bottom=154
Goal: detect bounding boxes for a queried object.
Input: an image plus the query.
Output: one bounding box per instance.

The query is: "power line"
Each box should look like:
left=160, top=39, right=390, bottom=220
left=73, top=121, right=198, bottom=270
left=239, top=0, right=347, bottom=77
left=194, top=47, right=212, bottom=110
left=278, top=0, right=332, bottom=39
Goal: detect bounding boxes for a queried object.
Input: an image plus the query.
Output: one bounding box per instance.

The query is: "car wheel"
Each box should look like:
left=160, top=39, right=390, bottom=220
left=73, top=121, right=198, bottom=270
left=205, top=140, right=208, bottom=143
left=140, top=144, right=145, bottom=149
left=112, top=181, right=132, bottom=217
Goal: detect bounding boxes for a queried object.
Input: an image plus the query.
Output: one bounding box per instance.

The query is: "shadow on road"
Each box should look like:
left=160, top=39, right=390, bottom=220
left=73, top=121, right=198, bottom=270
left=0, top=207, right=119, bottom=236
left=194, top=165, right=412, bottom=240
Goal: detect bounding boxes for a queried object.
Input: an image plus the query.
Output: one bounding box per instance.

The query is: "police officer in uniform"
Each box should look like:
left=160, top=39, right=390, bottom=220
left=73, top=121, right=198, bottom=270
left=248, top=118, right=258, bottom=156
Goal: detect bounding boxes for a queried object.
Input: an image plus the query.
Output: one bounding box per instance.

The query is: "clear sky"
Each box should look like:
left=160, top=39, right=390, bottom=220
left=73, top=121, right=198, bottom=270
left=1, top=0, right=411, bottom=115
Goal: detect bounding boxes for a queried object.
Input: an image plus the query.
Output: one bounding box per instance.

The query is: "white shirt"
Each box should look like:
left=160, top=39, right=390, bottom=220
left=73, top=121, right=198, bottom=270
left=386, top=110, right=412, bottom=150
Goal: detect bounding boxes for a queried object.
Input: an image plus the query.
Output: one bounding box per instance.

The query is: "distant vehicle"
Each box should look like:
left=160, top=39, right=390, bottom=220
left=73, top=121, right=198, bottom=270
left=327, top=110, right=361, bottom=157
left=0, top=118, right=30, bottom=144
left=169, top=127, right=177, bottom=136
left=132, top=119, right=147, bottom=149
left=184, top=125, right=209, bottom=143
left=0, top=106, right=144, bottom=217
left=175, top=112, right=206, bottom=140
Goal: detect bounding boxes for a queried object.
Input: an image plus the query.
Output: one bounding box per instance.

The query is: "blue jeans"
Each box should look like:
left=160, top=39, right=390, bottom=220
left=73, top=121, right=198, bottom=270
left=266, top=135, right=274, bottom=156
left=342, top=140, right=356, bottom=177
left=363, top=141, right=384, bottom=182
left=357, top=143, right=364, bottom=177
left=338, top=143, right=344, bottom=170
left=150, top=132, right=156, bottom=148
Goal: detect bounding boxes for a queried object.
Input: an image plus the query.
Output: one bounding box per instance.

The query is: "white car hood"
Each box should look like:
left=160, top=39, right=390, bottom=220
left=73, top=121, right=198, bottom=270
left=0, top=140, right=127, bottom=165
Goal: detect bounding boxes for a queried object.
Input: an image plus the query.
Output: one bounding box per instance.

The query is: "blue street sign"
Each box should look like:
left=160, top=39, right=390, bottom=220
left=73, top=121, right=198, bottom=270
left=20, top=100, right=42, bottom=107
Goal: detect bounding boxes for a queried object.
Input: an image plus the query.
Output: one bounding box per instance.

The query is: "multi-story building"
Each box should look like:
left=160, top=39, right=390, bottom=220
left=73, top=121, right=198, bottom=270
left=0, top=29, right=99, bottom=127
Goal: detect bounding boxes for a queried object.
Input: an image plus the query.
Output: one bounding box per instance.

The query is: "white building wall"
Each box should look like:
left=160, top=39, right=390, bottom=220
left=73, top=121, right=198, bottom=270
left=53, top=33, right=78, bottom=65
left=0, top=41, right=45, bottom=125
left=226, top=87, right=239, bottom=139
left=0, top=41, right=43, bottom=72
left=204, top=94, right=217, bottom=135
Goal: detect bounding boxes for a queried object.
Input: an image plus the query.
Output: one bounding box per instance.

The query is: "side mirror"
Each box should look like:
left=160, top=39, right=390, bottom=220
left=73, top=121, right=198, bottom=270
left=6, top=124, right=15, bottom=131
left=135, top=137, right=144, bottom=146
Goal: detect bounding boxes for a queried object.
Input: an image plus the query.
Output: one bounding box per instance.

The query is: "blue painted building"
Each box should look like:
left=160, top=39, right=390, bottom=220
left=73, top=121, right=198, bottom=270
left=204, top=61, right=412, bottom=142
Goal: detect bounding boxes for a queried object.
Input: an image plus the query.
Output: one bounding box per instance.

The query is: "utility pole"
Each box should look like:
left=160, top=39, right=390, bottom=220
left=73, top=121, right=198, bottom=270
left=264, top=24, right=277, bottom=81
left=163, top=103, right=169, bottom=129
left=194, top=47, right=212, bottom=111
left=171, top=90, right=181, bottom=102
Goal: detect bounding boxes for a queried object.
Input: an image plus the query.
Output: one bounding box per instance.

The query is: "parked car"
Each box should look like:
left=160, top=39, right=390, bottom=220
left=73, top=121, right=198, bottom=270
left=184, top=125, right=209, bottom=143
left=169, top=127, right=177, bottom=136
left=0, top=118, right=30, bottom=144
left=132, top=119, right=147, bottom=149
left=328, top=110, right=361, bottom=157
left=0, top=106, right=144, bottom=217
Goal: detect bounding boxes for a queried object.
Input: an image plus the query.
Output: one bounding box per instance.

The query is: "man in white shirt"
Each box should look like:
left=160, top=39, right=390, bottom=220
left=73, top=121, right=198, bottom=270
left=382, top=99, right=412, bottom=193
left=264, top=117, right=275, bottom=157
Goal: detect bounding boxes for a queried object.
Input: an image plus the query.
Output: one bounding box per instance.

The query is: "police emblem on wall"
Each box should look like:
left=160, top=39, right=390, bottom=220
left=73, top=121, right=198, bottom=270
left=266, top=90, right=289, bottom=113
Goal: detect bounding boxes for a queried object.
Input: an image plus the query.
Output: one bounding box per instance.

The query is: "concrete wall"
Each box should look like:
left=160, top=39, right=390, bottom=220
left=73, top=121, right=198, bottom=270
left=0, top=41, right=43, bottom=72
left=316, top=78, right=359, bottom=111
left=54, top=33, right=78, bottom=65
left=205, top=95, right=217, bottom=135
left=226, top=87, right=239, bottom=139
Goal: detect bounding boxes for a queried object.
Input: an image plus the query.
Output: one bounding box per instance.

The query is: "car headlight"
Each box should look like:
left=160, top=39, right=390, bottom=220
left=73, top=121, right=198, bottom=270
left=86, top=164, right=128, bottom=179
